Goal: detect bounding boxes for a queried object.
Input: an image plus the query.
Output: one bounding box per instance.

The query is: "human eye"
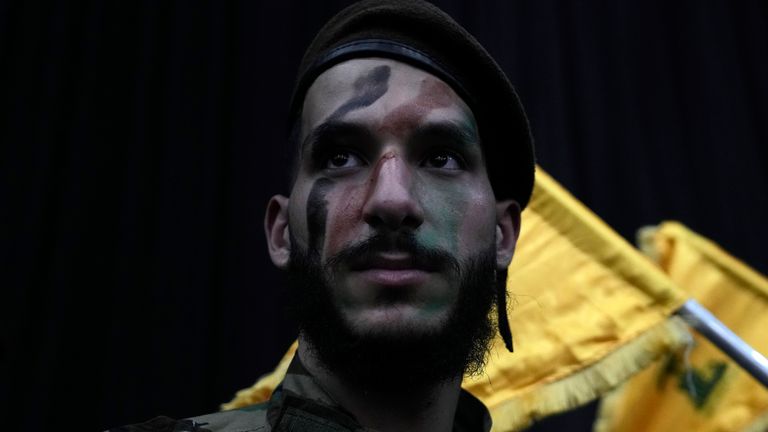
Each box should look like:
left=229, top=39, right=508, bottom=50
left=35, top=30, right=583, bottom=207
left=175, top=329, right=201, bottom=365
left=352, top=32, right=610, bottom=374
left=422, top=150, right=465, bottom=170
left=324, top=149, right=365, bottom=170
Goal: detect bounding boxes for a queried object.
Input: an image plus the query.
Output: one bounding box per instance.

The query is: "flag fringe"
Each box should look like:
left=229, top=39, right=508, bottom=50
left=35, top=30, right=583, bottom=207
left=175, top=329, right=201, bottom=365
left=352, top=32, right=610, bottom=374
left=218, top=318, right=693, bottom=428
left=743, top=411, right=768, bottom=432
left=489, top=317, right=692, bottom=432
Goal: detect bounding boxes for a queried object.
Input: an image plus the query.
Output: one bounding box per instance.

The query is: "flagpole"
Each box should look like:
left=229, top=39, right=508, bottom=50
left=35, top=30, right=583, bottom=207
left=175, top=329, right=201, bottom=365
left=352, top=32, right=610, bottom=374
left=676, top=299, right=768, bottom=389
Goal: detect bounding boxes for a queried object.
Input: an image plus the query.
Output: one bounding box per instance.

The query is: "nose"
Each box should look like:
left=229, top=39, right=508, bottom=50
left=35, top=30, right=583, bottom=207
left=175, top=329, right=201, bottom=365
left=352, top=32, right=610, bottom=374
left=362, top=152, right=425, bottom=231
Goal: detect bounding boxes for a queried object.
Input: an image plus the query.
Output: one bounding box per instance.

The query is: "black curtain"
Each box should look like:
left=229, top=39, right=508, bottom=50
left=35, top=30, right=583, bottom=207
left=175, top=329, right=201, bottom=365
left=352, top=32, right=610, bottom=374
left=2, top=1, right=766, bottom=431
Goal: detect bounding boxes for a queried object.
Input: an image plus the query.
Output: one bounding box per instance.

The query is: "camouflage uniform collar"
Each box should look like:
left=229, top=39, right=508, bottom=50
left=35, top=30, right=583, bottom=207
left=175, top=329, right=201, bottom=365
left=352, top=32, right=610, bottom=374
left=266, top=355, right=492, bottom=432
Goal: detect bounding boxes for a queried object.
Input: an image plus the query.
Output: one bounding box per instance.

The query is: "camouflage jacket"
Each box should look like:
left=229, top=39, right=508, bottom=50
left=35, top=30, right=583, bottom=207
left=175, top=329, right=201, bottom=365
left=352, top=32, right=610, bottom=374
left=110, top=356, right=492, bottom=432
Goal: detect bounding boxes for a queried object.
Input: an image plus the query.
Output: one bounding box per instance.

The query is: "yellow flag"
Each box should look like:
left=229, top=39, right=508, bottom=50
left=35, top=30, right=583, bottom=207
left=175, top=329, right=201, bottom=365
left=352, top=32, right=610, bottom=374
left=595, top=222, right=768, bottom=432
left=223, top=169, right=691, bottom=431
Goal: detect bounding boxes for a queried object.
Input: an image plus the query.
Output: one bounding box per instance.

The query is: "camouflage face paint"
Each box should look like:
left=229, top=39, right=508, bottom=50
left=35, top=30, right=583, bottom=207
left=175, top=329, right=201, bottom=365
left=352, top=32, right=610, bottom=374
left=372, top=77, right=480, bottom=254
left=378, top=78, right=453, bottom=136
left=327, top=64, right=391, bottom=123
left=302, top=65, right=391, bottom=256
left=306, top=178, right=335, bottom=256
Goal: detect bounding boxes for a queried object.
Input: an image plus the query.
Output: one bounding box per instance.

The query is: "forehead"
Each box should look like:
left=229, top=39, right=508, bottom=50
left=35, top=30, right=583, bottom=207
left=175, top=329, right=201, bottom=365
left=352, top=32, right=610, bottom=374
left=300, top=58, right=476, bottom=142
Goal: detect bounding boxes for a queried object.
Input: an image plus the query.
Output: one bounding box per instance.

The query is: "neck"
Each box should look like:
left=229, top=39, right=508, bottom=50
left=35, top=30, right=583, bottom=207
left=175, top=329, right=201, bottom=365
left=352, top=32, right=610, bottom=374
left=298, top=337, right=463, bottom=432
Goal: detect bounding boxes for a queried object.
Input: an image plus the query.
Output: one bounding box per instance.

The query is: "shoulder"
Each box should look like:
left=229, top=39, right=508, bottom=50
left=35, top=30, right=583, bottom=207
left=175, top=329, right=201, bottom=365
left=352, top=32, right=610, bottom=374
left=106, top=404, right=269, bottom=432
left=189, top=403, right=269, bottom=432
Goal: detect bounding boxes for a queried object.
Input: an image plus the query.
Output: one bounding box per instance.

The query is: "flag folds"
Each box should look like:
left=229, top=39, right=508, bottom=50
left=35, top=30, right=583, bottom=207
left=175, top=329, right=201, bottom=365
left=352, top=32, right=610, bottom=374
left=460, top=169, right=689, bottom=430
left=595, top=222, right=768, bottom=432
left=223, top=169, right=691, bottom=431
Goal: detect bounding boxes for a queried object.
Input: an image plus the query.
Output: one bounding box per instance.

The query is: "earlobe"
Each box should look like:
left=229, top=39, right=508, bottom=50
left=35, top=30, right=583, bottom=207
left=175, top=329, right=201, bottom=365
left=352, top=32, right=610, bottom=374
left=265, top=195, right=291, bottom=270
left=495, top=200, right=522, bottom=270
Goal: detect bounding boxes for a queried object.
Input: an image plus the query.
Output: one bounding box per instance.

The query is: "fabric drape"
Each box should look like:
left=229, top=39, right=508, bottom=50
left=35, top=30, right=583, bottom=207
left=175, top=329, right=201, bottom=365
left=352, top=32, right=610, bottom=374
left=595, top=222, right=768, bottom=432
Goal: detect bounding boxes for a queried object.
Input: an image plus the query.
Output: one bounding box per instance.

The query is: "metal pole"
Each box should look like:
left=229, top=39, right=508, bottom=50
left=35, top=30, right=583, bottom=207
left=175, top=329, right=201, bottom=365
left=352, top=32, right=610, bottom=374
left=676, top=299, right=768, bottom=389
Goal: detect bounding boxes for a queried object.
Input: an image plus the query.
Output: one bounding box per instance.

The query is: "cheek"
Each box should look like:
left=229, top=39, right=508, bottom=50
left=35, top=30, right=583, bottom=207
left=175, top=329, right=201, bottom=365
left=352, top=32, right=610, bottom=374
left=422, top=182, right=494, bottom=255
left=305, top=178, right=335, bottom=254
left=413, top=179, right=486, bottom=253
left=288, top=189, right=310, bottom=250
left=417, top=187, right=463, bottom=251
left=323, top=183, right=368, bottom=257
left=456, top=192, right=496, bottom=253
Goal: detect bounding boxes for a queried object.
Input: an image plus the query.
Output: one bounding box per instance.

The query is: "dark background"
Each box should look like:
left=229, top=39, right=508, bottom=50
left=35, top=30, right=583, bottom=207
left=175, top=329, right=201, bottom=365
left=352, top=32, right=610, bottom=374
left=2, top=1, right=767, bottom=431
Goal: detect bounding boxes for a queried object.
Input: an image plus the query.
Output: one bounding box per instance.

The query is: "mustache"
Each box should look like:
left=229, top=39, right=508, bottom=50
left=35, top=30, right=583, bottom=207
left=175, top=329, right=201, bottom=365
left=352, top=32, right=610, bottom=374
left=325, top=233, right=460, bottom=275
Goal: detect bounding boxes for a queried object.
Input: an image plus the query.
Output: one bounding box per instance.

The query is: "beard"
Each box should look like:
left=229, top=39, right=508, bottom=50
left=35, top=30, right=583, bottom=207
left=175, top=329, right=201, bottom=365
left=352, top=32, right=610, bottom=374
left=287, top=232, right=499, bottom=390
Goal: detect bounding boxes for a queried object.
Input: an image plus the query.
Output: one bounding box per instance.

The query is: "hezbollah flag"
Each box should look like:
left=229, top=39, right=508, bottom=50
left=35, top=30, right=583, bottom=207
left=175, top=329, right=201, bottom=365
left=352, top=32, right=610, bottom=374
left=222, top=169, right=691, bottom=431
left=594, top=222, right=768, bottom=432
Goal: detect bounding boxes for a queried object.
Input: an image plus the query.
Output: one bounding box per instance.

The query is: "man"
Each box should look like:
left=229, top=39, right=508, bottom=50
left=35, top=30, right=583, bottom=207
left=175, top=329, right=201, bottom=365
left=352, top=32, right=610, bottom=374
left=112, top=0, right=534, bottom=431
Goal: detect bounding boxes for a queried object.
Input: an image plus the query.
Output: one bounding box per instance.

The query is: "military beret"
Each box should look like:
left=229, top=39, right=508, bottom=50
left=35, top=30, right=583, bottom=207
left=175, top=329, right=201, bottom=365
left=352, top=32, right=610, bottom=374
left=289, top=0, right=535, bottom=208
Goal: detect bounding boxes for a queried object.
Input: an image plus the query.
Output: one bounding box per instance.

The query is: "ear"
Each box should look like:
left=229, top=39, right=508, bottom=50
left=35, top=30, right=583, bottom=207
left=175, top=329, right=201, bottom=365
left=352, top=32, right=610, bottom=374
left=264, top=195, right=291, bottom=270
left=495, top=199, right=522, bottom=271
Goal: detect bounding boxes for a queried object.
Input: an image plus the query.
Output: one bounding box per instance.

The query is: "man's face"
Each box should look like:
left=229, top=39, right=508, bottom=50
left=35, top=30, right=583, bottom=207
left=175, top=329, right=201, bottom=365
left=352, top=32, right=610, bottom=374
left=286, top=58, right=500, bottom=336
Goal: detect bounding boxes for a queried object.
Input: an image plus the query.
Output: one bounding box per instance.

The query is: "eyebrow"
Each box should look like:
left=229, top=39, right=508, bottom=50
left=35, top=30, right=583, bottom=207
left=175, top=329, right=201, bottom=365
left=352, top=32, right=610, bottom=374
left=301, top=121, right=376, bottom=153
left=409, top=120, right=480, bottom=148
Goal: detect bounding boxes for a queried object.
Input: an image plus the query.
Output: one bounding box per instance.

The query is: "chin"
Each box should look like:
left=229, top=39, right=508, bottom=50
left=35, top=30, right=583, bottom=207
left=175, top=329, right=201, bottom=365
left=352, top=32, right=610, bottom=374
left=344, top=304, right=451, bottom=336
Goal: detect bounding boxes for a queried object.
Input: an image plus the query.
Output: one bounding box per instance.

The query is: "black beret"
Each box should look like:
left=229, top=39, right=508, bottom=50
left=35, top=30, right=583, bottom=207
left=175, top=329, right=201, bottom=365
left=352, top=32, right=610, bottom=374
left=289, top=0, right=535, bottom=209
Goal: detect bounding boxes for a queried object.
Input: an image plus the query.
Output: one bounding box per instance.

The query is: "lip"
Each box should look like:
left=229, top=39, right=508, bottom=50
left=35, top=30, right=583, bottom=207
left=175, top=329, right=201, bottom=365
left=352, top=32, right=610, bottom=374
left=350, top=253, right=433, bottom=286
left=357, top=268, right=431, bottom=286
